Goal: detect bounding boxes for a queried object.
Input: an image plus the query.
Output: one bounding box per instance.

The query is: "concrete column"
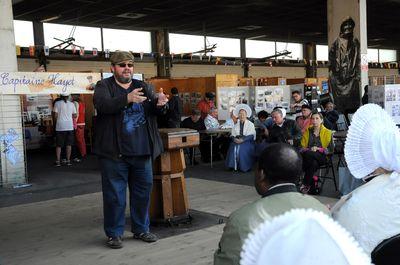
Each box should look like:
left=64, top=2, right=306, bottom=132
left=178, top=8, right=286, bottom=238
left=33, top=20, right=45, bottom=46
left=0, top=0, right=26, bottom=185
left=304, top=42, right=317, bottom=78
left=327, top=0, right=367, bottom=114
left=240, top=38, right=248, bottom=77
left=154, top=29, right=171, bottom=78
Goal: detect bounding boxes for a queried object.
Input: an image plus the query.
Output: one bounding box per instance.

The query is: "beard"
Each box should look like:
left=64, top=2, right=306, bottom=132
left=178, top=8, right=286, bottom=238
left=114, top=71, right=133, bottom=84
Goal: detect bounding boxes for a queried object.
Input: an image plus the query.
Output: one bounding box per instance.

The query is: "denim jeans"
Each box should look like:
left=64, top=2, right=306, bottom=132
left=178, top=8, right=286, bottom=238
left=99, top=156, right=153, bottom=238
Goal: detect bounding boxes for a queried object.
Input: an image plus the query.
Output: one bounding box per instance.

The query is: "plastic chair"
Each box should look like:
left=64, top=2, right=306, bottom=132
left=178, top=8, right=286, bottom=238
left=371, top=233, right=400, bottom=265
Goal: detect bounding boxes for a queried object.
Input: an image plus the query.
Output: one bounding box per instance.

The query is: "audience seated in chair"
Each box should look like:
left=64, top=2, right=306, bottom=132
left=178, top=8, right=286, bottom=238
left=299, top=111, right=333, bottom=194
left=214, top=143, right=329, bottom=265
left=225, top=104, right=256, bottom=172
left=322, top=101, right=339, bottom=130
left=180, top=109, right=206, bottom=164
left=296, top=104, right=312, bottom=133
left=268, top=108, right=302, bottom=146
left=332, top=104, right=400, bottom=255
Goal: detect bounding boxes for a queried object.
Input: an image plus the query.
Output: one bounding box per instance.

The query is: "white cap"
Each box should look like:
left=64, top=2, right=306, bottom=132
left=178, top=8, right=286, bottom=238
left=234, top=104, right=252, bottom=118
left=240, top=209, right=371, bottom=265
left=60, top=92, right=70, bottom=97
left=344, top=104, right=400, bottom=179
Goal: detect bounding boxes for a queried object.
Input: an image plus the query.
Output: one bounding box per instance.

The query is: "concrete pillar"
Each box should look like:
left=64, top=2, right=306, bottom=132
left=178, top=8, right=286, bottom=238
left=0, top=0, right=26, bottom=185
left=327, top=0, right=368, bottom=114
left=154, top=29, right=171, bottom=78
left=240, top=38, right=248, bottom=77
left=304, top=42, right=317, bottom=78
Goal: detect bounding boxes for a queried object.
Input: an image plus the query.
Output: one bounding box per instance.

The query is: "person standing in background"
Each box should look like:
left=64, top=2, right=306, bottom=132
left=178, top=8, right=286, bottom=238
left=197, top=92, right=215, bottom=119
left=72, top=94, right=86, bottom=162
left=53, top=93, right=77, bottom=167
left=166, top=87, right=183, bottom=128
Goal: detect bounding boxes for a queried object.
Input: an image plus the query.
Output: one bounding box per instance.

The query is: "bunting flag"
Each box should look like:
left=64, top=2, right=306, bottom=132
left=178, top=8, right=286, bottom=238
left=160, top=53, right=164, bottom=57
left=93, top=48, right=98, bottom=56
left=199, top=54, right=202, bottom=61
left=208, top=55, right=212, bottom=62
left=44, top=46, right=49, bottom=56
left=171, top=53, right=174, bottom=60
left=15, top=45, right=21, bottom=56
left=72, top=45, right=76, bottom=54
left=29, top=46, right=35, bottom=57
left=303, top=59, right=307, bottom=65
left=79, top=47, right=85, bottom=56
left=105, top=49, right=110, bottom=58
left=309, top=59, right=313, bottom=66
left=180, top=53, right=184, bottom=59
left=215, top=57, right=221, bottom=65
left=140, top=52, right=144, bottom=60
left=190, top=53, right=193, bottom=60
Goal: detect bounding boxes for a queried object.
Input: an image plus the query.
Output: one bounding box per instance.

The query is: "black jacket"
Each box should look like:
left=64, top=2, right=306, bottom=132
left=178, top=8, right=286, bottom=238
left=167, top=95, right=183, bottom=123
left=268, top=119, right=302, bottom=146
left=93, top=77, right=165, bottom=160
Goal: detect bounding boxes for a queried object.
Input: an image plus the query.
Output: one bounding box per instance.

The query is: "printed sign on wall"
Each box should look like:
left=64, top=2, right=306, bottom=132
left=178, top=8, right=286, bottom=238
left=0, top=72, right=101, bottom=94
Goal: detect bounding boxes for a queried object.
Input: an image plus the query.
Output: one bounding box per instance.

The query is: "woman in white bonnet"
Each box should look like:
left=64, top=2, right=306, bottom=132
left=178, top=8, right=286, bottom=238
left=225, top=104, right=256, bottom=172
left=332, top=104, right=400, bottom=255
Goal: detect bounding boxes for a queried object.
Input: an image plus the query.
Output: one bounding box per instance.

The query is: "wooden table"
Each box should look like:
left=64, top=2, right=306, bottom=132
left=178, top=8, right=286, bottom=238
left=150, top=128, right=199, bottom=223
left=199, top=128, right=231, bottom=168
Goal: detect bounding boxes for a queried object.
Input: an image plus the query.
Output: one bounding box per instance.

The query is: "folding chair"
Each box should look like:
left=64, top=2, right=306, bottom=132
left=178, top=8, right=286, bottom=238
left=317, top=152, right=338, bottom=192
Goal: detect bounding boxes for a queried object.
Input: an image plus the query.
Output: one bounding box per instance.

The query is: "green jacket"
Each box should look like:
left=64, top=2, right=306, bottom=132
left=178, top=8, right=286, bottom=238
left=213, top=191, right=330, bottom=265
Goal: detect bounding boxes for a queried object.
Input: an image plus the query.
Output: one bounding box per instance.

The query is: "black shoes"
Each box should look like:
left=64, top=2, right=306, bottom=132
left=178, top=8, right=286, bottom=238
left=133, top=232, right=158, bottom=243
left=106, top=236, right=123, bottom=249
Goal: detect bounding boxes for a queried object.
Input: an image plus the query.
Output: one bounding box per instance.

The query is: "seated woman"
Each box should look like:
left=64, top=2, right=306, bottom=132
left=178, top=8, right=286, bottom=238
left=300, top=111, right=333, bottom=194
left=225, top=104, right=256, bottom=172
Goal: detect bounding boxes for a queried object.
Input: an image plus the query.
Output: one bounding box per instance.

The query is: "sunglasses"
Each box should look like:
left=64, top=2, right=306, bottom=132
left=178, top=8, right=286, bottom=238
left=116, top=63, right=134, bottom=68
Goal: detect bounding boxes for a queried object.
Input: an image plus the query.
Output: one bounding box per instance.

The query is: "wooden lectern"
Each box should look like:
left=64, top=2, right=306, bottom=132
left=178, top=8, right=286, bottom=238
left=150, top=128, right=199, bottom=223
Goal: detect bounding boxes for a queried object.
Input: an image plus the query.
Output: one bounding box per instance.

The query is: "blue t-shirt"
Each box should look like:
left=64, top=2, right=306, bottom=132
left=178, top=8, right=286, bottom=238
left=120, top=88, right=151, bottom=156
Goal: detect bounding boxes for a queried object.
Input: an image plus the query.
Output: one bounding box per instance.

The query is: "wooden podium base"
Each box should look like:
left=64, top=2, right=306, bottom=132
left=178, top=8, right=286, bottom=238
left=150, top=148, right=190, bottom=223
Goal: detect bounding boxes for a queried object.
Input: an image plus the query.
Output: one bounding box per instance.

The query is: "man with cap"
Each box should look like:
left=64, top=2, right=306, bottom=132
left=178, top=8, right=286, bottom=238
left=296, top=104, right=312, bottom=134
left=53, top=92, right=77, bottom=167
left=197, top=92, right=215, bottom=119
left=180, top=109, right=206, bottom=164
left=214, top=143, right=329, bottom=265
left=93, top=51, right=168, bottom=249
left=332, top=104, right=400, bottom=255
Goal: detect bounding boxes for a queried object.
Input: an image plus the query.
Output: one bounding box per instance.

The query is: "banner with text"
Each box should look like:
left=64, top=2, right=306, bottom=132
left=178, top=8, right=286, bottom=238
left=0, top=72, right=101, bottom=94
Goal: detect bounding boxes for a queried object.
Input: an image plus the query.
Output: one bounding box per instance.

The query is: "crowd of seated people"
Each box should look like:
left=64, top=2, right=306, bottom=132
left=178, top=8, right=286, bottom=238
left=214, top=103, right=400, bottom=265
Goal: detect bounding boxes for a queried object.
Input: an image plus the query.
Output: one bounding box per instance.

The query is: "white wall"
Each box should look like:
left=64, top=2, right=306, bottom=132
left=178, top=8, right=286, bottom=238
left=17, top=58, right=157, bottom=79
left=249, top=66, right=305, bottom=78
left=317, top=67, right=399, bottom=78
left=170, top=64, right=243, bottom=78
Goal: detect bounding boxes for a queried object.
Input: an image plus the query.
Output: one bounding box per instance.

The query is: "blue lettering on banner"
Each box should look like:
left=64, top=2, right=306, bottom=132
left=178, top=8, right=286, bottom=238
left=0, top=72, right=45, bottom=93
left=48, top=73, right=75, bottom=92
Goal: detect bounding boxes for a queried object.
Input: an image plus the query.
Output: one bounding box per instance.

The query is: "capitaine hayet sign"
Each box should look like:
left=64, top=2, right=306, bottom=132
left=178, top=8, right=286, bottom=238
left=0, top=72, right=101, bottom=94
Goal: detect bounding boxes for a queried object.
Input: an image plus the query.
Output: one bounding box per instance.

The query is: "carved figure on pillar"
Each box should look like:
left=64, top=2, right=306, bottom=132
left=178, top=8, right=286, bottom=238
left=329, top=17, right=360, bottom=114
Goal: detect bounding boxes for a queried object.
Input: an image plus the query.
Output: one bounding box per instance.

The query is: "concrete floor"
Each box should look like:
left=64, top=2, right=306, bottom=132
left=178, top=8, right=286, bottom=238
left=0, top=151, right=339, bottom=265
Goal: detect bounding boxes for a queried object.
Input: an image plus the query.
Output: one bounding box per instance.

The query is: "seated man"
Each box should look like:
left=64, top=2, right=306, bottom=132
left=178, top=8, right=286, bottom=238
left=296, top=104, right=312, bottom=134
left=181, top=109, right=206, bottom=164
left=322, top=101, right=339, bottom=130
left=214, top=143, right=329, bottom=265
left=204, top=107, right=220, bottom=130
left=254, top=110, right=273, bottom=156
left=200, top=108, right=229, bottom=161
left=290, top=90, right=309, bottom=118
left=268, top=108, right=302, bottom=146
